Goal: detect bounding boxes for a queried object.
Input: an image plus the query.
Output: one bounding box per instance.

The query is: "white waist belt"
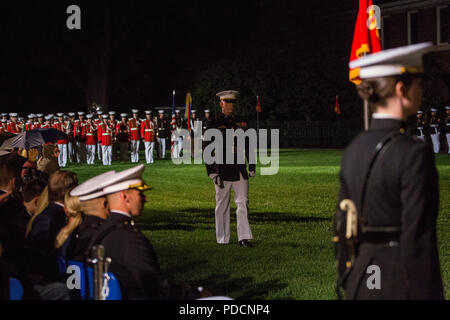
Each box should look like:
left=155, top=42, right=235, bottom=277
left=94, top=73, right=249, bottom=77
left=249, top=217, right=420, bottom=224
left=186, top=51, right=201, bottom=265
left=145, top=129, right=153, bottom=132
left=131, top=128, right=138, bottom=130
left=86, top=133, right=93, bottom=136
left=102, top=133, right=111, bottom=136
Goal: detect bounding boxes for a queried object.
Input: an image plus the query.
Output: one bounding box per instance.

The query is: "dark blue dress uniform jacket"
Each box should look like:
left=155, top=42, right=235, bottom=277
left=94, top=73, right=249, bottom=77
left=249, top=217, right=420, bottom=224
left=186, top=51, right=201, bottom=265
left=336, top=118, right=444, bottom=299
left=92, top=212, right=201, bottom=300
left=204, top=113, right=256, bottom=181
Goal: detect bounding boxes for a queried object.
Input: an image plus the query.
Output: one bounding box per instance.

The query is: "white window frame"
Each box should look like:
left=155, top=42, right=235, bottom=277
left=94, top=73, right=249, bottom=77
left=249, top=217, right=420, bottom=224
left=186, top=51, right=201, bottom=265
left=437, top=5, right=449, bottom=45
left=407, top=11, right=418, bottom=45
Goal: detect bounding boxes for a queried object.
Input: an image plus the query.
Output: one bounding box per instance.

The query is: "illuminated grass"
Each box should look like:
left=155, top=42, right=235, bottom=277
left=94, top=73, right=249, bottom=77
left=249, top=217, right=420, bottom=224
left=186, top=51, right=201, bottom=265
left=68, top=149, right=450, bottom=300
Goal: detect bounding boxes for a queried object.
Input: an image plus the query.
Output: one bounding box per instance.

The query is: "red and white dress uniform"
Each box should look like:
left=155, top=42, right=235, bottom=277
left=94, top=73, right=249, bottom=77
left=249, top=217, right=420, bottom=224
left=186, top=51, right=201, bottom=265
left=53, top=121, right=68, bottom=167
left=6, top=121, right=22, bottom=135
left=128, top=118, right=140, bottom=163
left=141, top=118, right=155, bottom=164
left=94, top=117, right=103, bottom=161
left=99, top=119, right=114, bottom=165
left=82, top=121, right=97, bottom=165
left=25, top=121, right=34, bottom=131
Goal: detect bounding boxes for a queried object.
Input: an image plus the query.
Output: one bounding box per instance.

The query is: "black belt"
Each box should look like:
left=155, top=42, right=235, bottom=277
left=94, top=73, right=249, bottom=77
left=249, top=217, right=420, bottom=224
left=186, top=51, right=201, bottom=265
left=360, top=231, right=401, bottom=244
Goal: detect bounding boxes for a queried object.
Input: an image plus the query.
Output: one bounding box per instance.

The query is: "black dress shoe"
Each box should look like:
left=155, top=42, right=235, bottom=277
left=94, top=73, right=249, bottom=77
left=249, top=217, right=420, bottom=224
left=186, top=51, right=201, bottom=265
left=239, top=239, right=252, bottom=247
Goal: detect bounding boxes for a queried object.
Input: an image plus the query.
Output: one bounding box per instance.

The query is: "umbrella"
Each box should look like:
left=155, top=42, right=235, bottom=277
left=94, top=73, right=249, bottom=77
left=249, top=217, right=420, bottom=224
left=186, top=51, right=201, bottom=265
left=0, top=137, right=16, bottom=150
left=0, top=132, right=16, bottom=147
left=10, top=128, right=68, bottom=150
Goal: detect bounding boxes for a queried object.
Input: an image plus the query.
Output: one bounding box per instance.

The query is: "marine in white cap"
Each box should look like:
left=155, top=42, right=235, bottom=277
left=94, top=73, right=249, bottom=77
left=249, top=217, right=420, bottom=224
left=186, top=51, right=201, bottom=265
left=428, top=108, right=441, bottom=153
left=415, top=110, right=426, bottom=141
left=53, top=112, right=68, bottom=167
left=99, top=114, right=115, bottom=165
left=6, top=112, right=22, bottom=135
left=336, top=42, right=444, bottom=299
left=83, top=114, right=97, bottom=165
left=116, top=113, right=129, bottom=162
left=63, top=171, right=116, bottom=260
left=128, top=109, right=141, bottom=163
left=141, top=111, right=155, bottom=164
left=157, top=110, right=168, bottom=159
left=73, top=111, right=87, bottom=163
left=204, top=89, right=255, bottom=247
left=84, top=165, right=208, bottom=299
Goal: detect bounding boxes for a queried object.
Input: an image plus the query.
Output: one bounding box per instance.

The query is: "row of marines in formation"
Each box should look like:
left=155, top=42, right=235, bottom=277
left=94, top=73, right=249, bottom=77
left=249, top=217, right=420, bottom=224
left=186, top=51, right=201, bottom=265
left=414, top=106, right=450, bottom=154
left=0, top=109, right=212, bottom=166
left=0, top=161, right=211, bottom=300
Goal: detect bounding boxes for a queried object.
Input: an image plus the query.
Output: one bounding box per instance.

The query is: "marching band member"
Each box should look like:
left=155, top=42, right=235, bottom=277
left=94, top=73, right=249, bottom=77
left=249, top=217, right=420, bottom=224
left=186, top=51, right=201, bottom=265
left=141, top=110, right=155, bottom=164
left=415, top=110, right=426, bottom=141
left=96, top=111, right=104, bottom=161
left=108, top=111, right=118, bottom=161
left=53, top=113, right=68, bottom=167
left=128, top=109, right=141, bottom=163
left=74, top=112, right=87, bottom=163
left=116, top=113, right=130, bottom=162
left=157, top=110, right=169, bottom=159
left=428, top=108, right=441, bottom=154
left=99, top=114, right=114, bottom=165
left=66, top=112, right=76, bottom=164
left=6, top=113, right=21, bottom=134
left=82, top=114, right=97, bottom=165
left=35, top=114, right=44, bottom=129
left=25, top=114, right=34, bottom=131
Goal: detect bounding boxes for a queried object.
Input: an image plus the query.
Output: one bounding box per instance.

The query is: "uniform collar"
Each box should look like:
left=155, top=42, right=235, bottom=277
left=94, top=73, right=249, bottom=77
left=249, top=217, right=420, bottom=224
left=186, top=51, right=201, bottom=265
left=370, top=118, right=406, bottom=131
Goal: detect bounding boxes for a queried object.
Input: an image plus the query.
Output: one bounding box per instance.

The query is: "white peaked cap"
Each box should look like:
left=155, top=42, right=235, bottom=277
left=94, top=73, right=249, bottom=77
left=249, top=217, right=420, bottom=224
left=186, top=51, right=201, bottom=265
left=101, top=164, right=151, bottom=195
left=216, top=90, right=239, bottom=100
left=71, top=171, right=117, bottom=201
left=349, top=42, right=434, bottom=79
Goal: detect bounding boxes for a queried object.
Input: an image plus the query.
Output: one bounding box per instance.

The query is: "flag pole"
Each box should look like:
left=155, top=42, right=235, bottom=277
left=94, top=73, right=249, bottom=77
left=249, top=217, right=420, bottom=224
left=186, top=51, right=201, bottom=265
left=364, top=99, right=369, bottom=131
left=256, top=95, right=260, bottom=149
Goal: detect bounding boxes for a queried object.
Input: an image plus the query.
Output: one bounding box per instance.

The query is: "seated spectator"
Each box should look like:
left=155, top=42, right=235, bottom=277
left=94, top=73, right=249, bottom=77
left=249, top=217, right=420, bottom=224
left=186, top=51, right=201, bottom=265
left=89, top=165, right=209, bottom=300
left=25, top=171, right=78, bottom=289
left=0, top=162, right=23, bottom=269
left=37, top=144, right=60, bottom=176
left=62, top=171, right=114, bottom=261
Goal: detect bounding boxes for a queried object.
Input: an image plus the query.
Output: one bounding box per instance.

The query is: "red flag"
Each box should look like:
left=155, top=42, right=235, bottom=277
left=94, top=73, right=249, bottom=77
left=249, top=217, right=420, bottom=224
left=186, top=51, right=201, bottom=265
left=349, top=0, right=382, bottom=84
left=185, top=93, right=192, bottom=131
left=334, top=95, right=341, bottom=115
left=256, top=96, right=262, bottom=113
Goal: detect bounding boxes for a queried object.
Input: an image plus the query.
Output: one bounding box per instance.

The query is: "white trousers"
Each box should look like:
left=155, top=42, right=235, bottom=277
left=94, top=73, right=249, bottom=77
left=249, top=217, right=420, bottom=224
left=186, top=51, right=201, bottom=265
left=447, top=133, right=450, bottom=154
left=417, top=135, right=425, bottom=142
left=172, top=137, right=183, bottom=159
left=144, top=141, right=154, bottom=164
left=76, top=142, right=87, bottom=163
left=67, top=142, right=73, bottom=163
left=214, top=174, right=253, bottom=244
left=102, top=145, right=112, bottom=165
left=57, top=144, right=67, bottom=167
left=430, top=134, right=440, bottom=154
left=86, top=144, right=96, bottom=165
left=130, top=140, right=140, bottom=163
left=97, top=142, right=102, bottom=160
left=158, top=138, right=166, bottom=158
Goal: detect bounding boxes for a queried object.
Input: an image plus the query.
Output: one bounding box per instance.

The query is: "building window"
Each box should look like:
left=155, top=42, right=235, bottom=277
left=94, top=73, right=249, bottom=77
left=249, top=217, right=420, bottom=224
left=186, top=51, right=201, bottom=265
left=408, top=11, right=418, bottom=44
left=437, top=6, right=448, bottom=45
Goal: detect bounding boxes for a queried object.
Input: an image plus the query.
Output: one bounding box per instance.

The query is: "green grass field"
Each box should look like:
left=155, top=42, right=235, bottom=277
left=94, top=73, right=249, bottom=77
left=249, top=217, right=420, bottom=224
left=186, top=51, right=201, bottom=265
left=68, top=149, right=450, bottom=300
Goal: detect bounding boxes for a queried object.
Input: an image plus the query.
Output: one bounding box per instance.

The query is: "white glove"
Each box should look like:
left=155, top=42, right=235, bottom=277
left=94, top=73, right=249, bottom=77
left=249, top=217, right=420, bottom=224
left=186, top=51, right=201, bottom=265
left=248, top=171, right=255, bottom=177
left=209, top=173, right=224, bottom=188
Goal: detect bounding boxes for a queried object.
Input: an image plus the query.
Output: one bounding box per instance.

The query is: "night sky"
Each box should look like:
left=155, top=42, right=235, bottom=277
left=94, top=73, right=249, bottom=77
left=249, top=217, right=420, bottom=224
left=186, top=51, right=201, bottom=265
left=0, top=1, right=400, bottom=116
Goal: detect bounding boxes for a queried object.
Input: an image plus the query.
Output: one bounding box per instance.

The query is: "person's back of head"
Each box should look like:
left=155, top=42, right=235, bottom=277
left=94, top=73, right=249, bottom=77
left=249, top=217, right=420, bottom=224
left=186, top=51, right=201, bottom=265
left=0, top=162, right=17, bottom=192
left=48, top=171, right=78, bottom=203
left=22, top=179, right=48, bottom=216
